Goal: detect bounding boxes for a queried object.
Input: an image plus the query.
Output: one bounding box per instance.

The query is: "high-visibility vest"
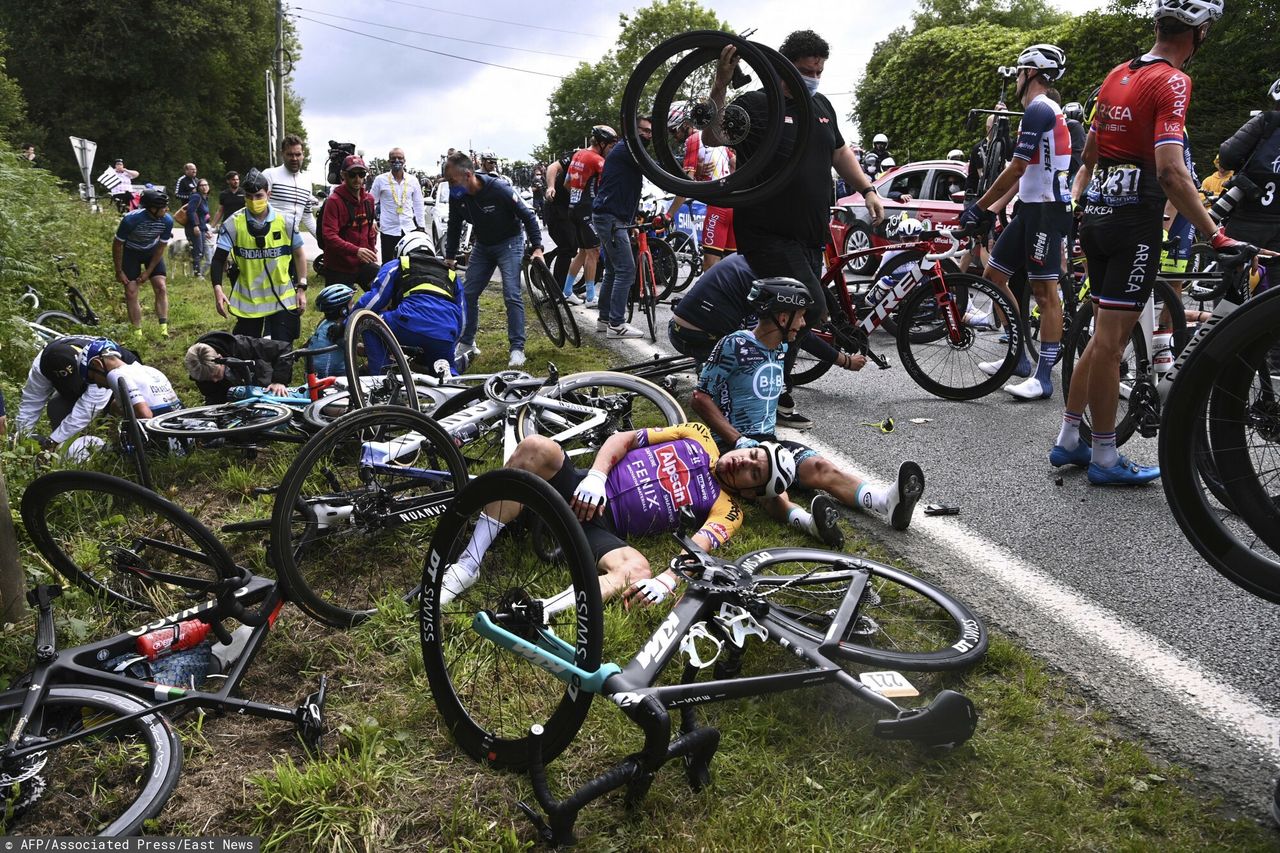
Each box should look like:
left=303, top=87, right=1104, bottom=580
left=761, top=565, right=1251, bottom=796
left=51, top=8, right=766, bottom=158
left=228, top=209, right=295, bottom=318
left=395, top=251, right=457, bottom=307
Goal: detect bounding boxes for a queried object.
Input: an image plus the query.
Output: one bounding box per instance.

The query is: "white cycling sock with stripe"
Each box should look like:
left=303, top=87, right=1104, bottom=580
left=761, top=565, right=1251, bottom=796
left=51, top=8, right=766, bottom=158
left=855, top=483, right=891, bottom=517
left=786, top=507, right=816, bottom=537
left=455, top=513, right=505, bottom=577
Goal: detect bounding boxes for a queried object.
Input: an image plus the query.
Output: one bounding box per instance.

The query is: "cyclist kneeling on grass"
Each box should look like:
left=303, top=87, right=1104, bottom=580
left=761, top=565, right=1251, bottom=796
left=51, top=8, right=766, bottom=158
left=183, top=331, right=295, bottom=404
left=351, top=231, right=465, bottom=373
left=15, top=335, right=139, bottom=452
left=80, top=338, right=182, bottom=420
left=691, top=278, right=925, bottom=540
left=305, top=284, right=355, bottom=379
left=440, top=422, right=795, bottom=611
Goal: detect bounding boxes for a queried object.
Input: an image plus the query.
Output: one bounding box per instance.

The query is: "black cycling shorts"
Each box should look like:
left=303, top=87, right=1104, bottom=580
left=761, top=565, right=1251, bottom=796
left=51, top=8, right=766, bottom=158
left=988, top=201, right=1071, bottom=281
left=573, top=214, right=600, bottom=250
left=1081, top=207, right=1163, bottom=311
left=547, top=453, right=626, bottom=563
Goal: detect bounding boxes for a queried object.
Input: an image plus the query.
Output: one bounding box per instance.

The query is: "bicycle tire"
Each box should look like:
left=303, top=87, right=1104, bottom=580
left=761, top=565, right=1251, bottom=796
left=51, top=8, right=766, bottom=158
left=514, top=371, right=685, bottom=456
left=1060, top=279, right=1187, bottom=447
left=665, top=230, right=700, bottom=294
left=739, top=547, right=988, bottom=671
left=66, top=285, right=99, bottom=325
left=649, top=235, right=679, bottom=302
left=143, top=401, right=292, bottom=439
left=0, top=685, right=182, bottom=836
left=560, top=292, right=582, bottom=347
left=639, top=253, right=658, bottom=342
left=344, top=309, right=421, bottom=412
left=420, top=469, right=601, bottom=771
left=33, top=310, right=85, bottom=336
left=524, top=257, right=566, bottom=348
left=270, top=405, right=468, bottom=628
left=20, top=470, right=243, bottom=611
left=301, top=392, right=354, bottom=431
left=1160, top=289, right=1280, bottom=603
left=896, top=273, right=1021, bottom=400
left=115, top=375, right=155, bottom=491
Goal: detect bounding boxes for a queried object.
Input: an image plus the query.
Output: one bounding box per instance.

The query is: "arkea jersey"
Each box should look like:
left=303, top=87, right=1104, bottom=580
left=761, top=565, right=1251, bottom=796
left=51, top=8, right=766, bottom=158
left=606, top=422, right=742, bottom=549
left=1086, top=56, right=1191, bottom=210
left=1013, top=94, right=1071, bottom=204
left=696, top=330, right=785, bottom=439
left=566, top=148, right=605, bottom=211
left=683, top=131, right=732, bottom=181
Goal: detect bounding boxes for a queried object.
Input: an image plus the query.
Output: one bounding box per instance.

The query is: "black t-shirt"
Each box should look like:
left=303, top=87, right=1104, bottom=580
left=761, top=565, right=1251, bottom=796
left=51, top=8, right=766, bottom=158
left=219, top=188, right=246, bottom=218
left=733, top=91, right=845, bottom=247
left=672, top=253, right=756, bottom=336
left=550, top=154, right=573, bottom=210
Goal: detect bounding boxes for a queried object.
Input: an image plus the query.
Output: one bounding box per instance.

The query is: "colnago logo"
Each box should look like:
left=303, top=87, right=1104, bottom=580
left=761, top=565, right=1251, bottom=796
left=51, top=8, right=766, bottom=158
left=654, top=445, right=692, bottom=507
left=1126, top=243, right=1151, bottom=293
left=951, top=619, right=983, bottom=654
left=397, top=501, right=449, bottom=524
left=637, top=611, right=682, bottom=669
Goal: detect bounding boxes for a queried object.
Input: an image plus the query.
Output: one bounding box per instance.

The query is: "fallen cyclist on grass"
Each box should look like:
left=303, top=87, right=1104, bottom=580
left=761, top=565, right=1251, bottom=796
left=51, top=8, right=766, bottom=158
left=439, top=422, right=797, bottom=610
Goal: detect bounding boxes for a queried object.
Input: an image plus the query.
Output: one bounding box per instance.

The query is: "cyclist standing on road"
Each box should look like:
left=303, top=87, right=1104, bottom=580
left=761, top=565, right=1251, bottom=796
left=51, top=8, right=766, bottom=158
left=562, top=126, right=617, bottom=307
left=543, top=150, right=579, bottom=295
left=690, top=278, right=925, bottom=540
left=707, top=30, right=884, bottom=430
left=1053, top=0, right=1241, bottom=486
left=112, top=186, right=173, bottom=339
left=961, top=43, right=1072, bottom=401
left=591, top=114, right=654, bottom=340
left=1218, top=77, right=1280, bottom=280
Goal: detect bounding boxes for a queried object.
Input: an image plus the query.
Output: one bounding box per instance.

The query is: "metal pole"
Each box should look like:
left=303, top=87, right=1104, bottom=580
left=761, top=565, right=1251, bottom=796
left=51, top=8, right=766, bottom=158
left=275, top=0, right=286, bottom=155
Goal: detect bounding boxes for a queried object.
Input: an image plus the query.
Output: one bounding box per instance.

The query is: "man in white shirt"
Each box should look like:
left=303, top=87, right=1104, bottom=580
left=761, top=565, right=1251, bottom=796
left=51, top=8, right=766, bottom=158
left=81, top=340, right=182, bottom=420
left=264, top=133, right=318, bottom=239
left=370, top=147, right=425, bottom=262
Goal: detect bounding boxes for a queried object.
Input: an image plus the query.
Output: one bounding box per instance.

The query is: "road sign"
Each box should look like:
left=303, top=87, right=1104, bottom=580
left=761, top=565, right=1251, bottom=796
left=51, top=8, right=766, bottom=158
left=69, top=136, right=97, bottom=201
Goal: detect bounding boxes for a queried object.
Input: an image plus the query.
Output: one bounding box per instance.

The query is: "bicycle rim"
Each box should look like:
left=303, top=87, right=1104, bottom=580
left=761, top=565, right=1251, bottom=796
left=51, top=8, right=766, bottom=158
left=20, top=471, right=242, bottom=612
left=740, top=548, right=987, bottom=671
left=420, top=470, right=601, bottom=771
left=0, top=686, right=182, bottom=836
left=144, top=402, right=293, bottom=439
left=32, top=311, right=85, bottom=336
left=270, top=406, right=467, bottom=628
left=525, top=259, right=566, bottom=348
left=344, top=309, right=421, bottom=411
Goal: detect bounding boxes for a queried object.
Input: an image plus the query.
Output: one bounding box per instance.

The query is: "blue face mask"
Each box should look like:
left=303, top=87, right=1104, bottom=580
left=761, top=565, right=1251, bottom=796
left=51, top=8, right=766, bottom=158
left=449, top=183, right=467, bottom=200
left=390, top=159, right=405, bottom=172
left=801, top=75, right=820, bottom=95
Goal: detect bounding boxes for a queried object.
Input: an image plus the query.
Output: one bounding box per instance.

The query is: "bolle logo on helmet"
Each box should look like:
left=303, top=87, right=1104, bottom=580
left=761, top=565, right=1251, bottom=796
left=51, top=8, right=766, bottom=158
left=654, top=445, right=692, bottom=507
left=773, top=291, right=807, bottom=307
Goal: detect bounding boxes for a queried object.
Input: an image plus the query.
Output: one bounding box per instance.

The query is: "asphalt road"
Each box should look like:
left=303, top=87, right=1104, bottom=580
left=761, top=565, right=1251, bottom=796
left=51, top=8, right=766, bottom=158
left=558, top=274, right=1280, bottom=821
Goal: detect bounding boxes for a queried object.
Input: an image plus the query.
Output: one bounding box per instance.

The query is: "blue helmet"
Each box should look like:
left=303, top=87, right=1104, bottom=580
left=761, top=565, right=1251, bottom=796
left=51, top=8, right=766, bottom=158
left=316, top=283, right=354, bottom=314
left=78, top=338, right=122, bottom=379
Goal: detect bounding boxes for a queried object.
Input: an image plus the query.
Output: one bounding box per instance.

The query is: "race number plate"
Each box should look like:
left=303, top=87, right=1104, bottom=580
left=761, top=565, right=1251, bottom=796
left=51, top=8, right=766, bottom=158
left=859, top=671, right=919, bottom=698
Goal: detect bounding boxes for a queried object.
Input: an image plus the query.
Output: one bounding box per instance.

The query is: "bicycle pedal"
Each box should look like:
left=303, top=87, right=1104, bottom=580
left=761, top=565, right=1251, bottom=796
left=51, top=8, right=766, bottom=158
left=296, top=674, right=328, bottom=755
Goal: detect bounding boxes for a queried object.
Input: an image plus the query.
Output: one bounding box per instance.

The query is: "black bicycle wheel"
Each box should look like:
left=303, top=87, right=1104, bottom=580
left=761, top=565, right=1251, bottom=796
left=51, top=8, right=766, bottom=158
left=1160, top=289, right=1280, bottom=603
left=0, top=685, right=182, bottom=836
left=896, top=273, right=1021, bottom=400
left=344, top=309, right=421, bottom=411
left=560, top=291, right=582, bottom=348
left=515, top=371, right=685, bottom=460
left=421, top=469, right=601, bottom=771
left=740, top=548, right=988, bottom=671
left=270, top=406, right=468, bottom=628
left=115, top=376, right=155, bottom=491
left=649, top=234, right=679, bottom=302
left=20, top=471, right=243, bottom=612
left=33, top=310, right=85, bottom=336
left=143, top=401, right=292, bottom=439
left=66, top=285, right=99, bottom=325
left=638, top=253, right=658, bottom=342
left=665, top=230, right=701, bottom=294
left=524, top=258, right=566, bottom=348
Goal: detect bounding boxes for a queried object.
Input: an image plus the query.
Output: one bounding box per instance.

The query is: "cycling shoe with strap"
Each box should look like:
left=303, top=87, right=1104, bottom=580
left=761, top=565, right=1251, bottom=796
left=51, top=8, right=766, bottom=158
left=1049, top=443, right=1091, bottom=469
left=1087, top=454, right=1160, bottom=486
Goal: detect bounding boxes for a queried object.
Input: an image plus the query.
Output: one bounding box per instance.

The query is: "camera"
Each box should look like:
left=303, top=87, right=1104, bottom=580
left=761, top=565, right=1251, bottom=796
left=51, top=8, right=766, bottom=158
left=1209, top=173, right=1259, bottom=224
left=325, top=140, right=357, bottom=185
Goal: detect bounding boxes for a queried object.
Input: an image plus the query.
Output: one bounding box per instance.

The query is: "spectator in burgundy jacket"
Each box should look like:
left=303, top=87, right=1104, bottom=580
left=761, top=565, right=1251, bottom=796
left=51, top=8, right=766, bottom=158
left=320, top=155, right=379, bottom=289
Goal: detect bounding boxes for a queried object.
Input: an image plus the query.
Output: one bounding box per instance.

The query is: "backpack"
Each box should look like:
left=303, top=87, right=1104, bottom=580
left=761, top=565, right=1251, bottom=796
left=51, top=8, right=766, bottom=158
left=315, top=193, right=374, bottom=251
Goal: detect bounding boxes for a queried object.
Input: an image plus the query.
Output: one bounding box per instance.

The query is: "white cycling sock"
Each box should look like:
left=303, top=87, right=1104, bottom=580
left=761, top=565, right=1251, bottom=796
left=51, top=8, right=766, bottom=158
left=1093, top=432, right=1119, bottom=468
left=1057, top=411, right=1082, bottom=450
left=456, top=513, right=505, bottom=576
left=786, top=507, right=816, bottom=537
left=855, top=482, right=891, bottom=518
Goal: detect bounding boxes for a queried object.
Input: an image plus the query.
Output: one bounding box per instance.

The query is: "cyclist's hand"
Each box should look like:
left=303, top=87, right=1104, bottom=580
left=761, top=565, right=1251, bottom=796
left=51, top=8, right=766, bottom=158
left=624, top=574, right=677, bottom=610
left=571, top=469, right=608, bottom=521
left=213, top=285, right=230, bottom=318
left=842, top=352, right=867, bottom=372
left=1211, top=228, right=1258, bottom=266
left=266, top=383, right=289, bottom=397
left=865, top=191, right=885, bottom=226
left=735, top=436, right=759, bottom=450
left=530, top=247, right=545, bottom=264
left=959, top=202, right=993, bottom=231
left=714, top=44, right=739, bottom=90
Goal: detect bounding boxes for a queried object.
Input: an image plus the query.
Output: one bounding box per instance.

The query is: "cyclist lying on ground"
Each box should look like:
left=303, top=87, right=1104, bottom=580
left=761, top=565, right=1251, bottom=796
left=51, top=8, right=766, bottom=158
left=14, top=335, right=140, bottom=452
left=439, top=422, right=796, bottom=610
left=183, top=331, right=295, bottom=404
left=690, top=278, right=926, bottom=538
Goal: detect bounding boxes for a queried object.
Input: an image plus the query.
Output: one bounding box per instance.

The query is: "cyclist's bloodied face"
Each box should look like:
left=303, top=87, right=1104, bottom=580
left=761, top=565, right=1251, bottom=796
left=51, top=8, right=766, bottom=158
left=715, top=447, right=770, bottom=494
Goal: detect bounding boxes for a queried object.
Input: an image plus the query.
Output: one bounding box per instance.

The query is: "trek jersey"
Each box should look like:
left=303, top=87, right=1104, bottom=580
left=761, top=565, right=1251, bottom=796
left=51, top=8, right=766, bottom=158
left=105, top=362, right=181, bottom=414
left=1013, top=94, right=1071, bottom=203
left=566, top=148, right=605, bottom=214
left=1085, top=56, right=1191, bottom=211
left=683, top=131, right=731, bottom=181
left=696, top=330, right=785, bottom=439
left=605, top=423, right=742, bottom=549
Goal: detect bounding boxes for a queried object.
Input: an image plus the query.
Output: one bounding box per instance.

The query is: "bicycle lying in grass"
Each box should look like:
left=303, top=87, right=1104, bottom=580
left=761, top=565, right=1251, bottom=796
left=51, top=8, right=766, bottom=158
left=11, top=471, right=328, bottom=835
left=420, top=470, right=987, bottom=845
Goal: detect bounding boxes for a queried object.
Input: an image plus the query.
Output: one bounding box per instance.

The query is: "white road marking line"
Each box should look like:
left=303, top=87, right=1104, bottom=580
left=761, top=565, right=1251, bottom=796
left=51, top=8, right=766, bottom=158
left=581, top=310, right=1280, bottom=761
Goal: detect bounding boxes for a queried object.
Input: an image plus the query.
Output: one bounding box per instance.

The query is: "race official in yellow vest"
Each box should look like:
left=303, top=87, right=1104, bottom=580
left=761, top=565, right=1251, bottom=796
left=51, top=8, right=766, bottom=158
left=209, top=168, right=308, bottom=343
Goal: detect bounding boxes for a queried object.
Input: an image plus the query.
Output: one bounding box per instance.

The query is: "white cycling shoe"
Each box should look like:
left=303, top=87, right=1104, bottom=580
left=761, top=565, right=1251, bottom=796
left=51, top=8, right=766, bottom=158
left=439, top=563, right=479, bottom=606
left=979, top=358, right=1033, bottom=378
left=1006, top=377, right=1053, bottom=400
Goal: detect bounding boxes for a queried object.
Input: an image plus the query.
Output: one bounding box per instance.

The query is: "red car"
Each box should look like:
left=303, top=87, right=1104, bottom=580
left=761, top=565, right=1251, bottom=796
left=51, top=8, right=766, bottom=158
left=830, top=159, right=969, bottom=275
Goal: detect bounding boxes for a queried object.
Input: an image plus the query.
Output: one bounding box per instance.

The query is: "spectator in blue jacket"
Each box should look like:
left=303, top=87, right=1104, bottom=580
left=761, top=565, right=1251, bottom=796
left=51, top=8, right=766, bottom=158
left=592, top=115, right=653, bottom=339
left=187, top=178, right=212, bottom=277
left=443, top=152, right=544, bottom=368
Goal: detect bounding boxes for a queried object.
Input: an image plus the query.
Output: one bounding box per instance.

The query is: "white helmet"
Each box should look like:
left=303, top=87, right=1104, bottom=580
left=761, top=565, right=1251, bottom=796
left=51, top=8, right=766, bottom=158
left=667, top=100, right=689, bottom=130
left=947, top=149, right=965, bottom=161
left=396, top=231, right=434, bottom=257
left=1154, top=0, right=1224, bottom=26
left=1270, top=77, right=1280, bottom=103
left=873, top=133, right=889, bottom=145
left=888, top=213, right=924, bottom=239
left=880, top=156, right=896, bottom=169
left=759, top=442, right=797, bottom=497
left=1016, top=44, right=1066, bottom=81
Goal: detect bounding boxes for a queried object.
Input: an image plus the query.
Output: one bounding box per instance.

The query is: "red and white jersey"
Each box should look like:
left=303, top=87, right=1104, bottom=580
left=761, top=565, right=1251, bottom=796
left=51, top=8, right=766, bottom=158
left=1012, top=94, right=1072, bottom=204
left=683, top=131, right=732, bottom=182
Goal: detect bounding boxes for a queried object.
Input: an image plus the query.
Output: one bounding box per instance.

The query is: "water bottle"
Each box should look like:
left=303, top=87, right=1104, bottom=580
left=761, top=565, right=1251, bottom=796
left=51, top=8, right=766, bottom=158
left=866, top=274, right=895, bottom=307
left=136, top=618, right=211, bottom=659
left=209, top=625, right=254, bottom=676
left=1152, top=332, right=1174, bottom=377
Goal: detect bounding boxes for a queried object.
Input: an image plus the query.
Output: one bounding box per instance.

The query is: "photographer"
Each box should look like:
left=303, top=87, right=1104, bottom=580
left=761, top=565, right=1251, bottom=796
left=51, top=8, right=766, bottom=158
left=1218, top=78, right=1280, bottom=268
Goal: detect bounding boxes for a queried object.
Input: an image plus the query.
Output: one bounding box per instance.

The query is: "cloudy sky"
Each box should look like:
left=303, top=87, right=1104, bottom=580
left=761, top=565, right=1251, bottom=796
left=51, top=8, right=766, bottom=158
left=289, top=0, right=1113, bottom=183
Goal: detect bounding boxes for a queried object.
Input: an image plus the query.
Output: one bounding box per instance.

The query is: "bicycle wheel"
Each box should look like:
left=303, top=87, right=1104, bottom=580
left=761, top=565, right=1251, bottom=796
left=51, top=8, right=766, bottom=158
left=649, top=235, right=679, bottom=302
left=1160, top=289, right=1280, bottom=603
left=0, top=685, right=182, bottom=836
left=143, top=401, right=292, bottom=439
left=665, top=230, right=700, bottom=294
left=116, top=376, right=155, bottom=491
left=33, top=310, right=85, bottom=336
left=270, top=406, right=468, bottom=628
left=524, top=257, right=566, bottom=348
left=66, top=285, right=99, bottom=325
left=515, top=371, right=685, bottom=459
left=20, top=471, right=243, bottom=611
left=896, top=273, right=1020, bottom=400
left=344, top=309, right=421, bottom=411
left=421, top=469, right=601, bottom=771
left=740, top=548, right=988, bottom=671
left=638, top=253, right=658, bottom=342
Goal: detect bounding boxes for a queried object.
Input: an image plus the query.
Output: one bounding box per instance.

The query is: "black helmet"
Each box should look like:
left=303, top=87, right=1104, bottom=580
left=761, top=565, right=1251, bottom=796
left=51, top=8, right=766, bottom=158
left=747, top=277, right=813, bottom=316
left=1083, top=85, right=1102, bottom=123
left=241, top=168, right=269, bottom=194
left=1063, top=101, right=1085, bottom=122
left=590, top=125, right=618, bottom=146
left=139, top=186, right=168, bottom=208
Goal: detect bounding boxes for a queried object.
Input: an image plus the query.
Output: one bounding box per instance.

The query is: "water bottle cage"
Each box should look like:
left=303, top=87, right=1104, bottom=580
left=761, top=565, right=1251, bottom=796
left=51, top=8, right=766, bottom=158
left=713, top=603, right=768, bottom=648
left=678, top=622, right=723, bottom=669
